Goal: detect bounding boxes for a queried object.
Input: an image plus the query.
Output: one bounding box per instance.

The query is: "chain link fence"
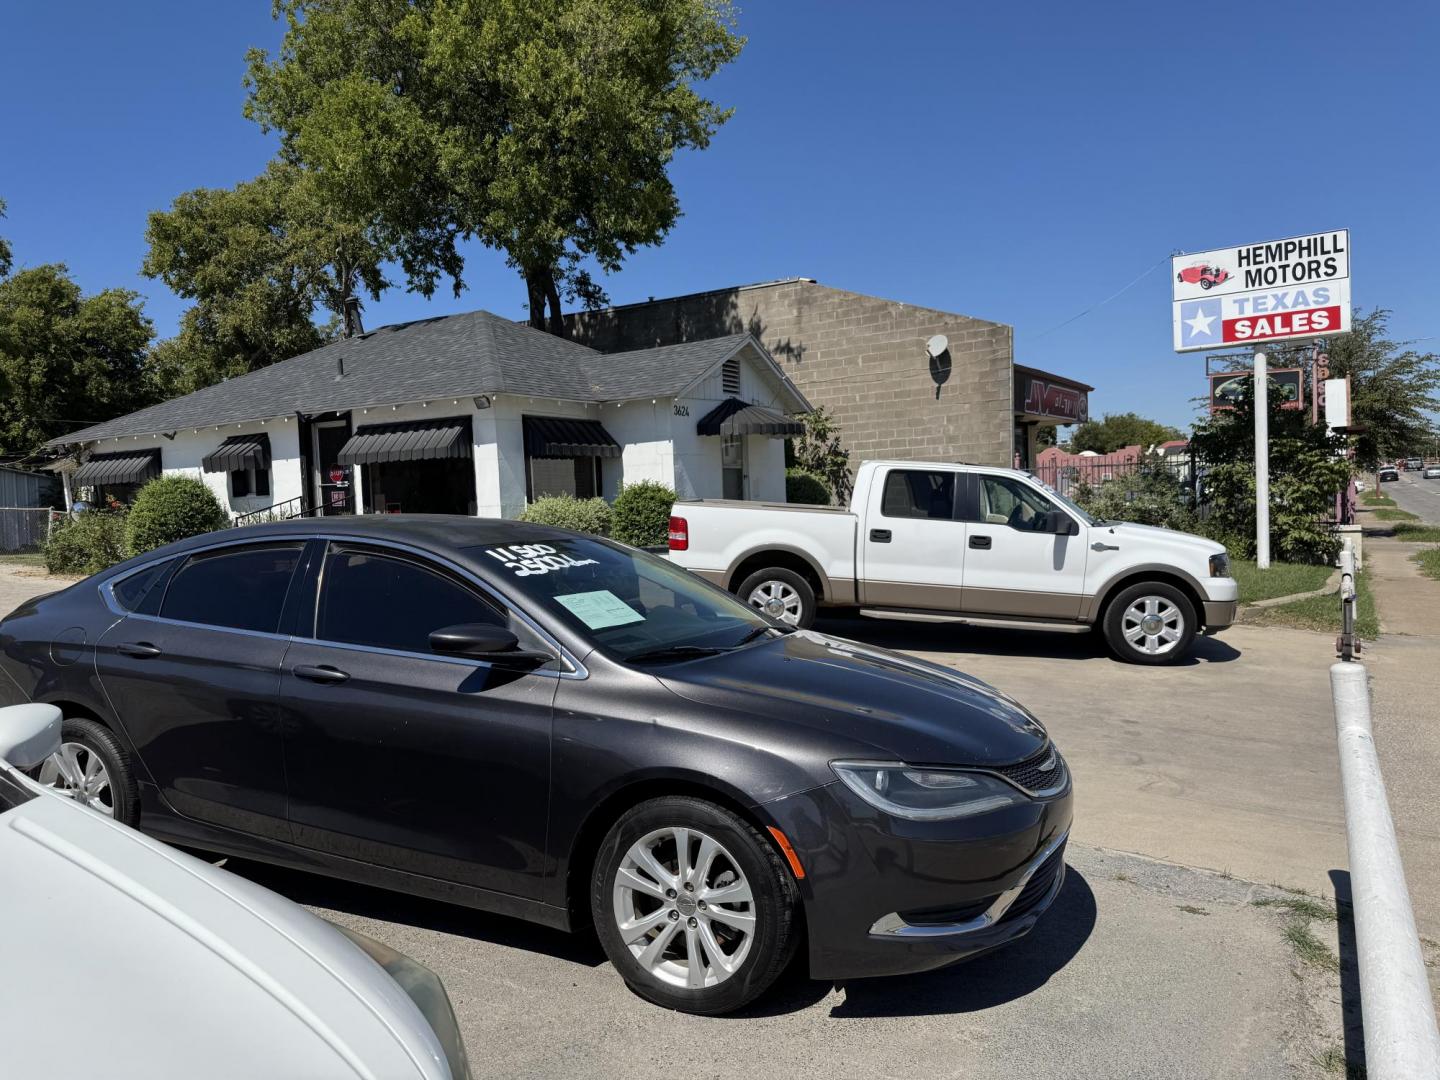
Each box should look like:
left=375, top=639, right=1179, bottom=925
left=0, top=508, right=57, bottom=553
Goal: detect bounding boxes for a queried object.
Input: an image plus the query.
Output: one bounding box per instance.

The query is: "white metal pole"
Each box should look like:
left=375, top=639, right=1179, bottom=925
left=1331, top=660, right=1440, bottom=1079
left=1254, top=349, right=1270, bottom=569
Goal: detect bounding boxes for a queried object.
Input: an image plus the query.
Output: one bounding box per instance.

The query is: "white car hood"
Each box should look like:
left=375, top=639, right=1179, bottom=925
left=1096, top=519, right=1225, bottom=556
left=0, top=780, right=451, bottom=1080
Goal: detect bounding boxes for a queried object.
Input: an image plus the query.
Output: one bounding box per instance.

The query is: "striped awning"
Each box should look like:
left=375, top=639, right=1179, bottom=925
left=523, top=416, right=622, bottom=459
left=337, top=417, right=472, bottom=467
left=696, top=398, right=804, bottom=438
left=72, top=449, right=161, bottom=486
left=202, top=432, right=271, bottom=473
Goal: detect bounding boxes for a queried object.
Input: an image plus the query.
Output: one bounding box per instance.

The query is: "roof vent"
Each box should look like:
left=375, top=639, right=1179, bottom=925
left=342, top=296, right=365, bottom=338
left=335, top=356, right=346, bottom=380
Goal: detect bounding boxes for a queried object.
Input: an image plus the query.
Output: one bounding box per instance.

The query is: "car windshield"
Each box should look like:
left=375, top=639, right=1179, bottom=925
left=466, top=536, right=774, bottom=663
left=1025, top=474, right=1103, bottom=526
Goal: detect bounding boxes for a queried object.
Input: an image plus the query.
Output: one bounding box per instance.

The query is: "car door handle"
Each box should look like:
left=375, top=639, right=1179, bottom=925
left=869, top=529, right=892, bottom=543
left=969, top=535, right=992, bottom=550
left=293, top=664, right=349, bottom=685
left=116, top=641, right=161, bottom=658
left=1091, top=542, right=1120, bottom=552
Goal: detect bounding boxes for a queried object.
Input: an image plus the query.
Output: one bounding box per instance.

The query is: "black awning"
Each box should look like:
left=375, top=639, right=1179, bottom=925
left=202, top=432, right=271, bottom=473
left=337, top=416, right=473, bottom=467
left=72, top=449, right=161, bottom=486
left=523, top=416, right=622, bottom=459
left=696, top=398, right=804, bottom=438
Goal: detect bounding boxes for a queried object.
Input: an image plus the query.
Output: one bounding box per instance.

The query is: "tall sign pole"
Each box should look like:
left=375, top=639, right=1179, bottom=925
left=1172, top=230, right=1350, bottom=571
left=1254, top=349, right=1270, bottom=567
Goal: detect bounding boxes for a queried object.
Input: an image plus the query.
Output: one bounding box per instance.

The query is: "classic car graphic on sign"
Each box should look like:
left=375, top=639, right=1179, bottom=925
left=1176, top=263, right=1230, bottom=290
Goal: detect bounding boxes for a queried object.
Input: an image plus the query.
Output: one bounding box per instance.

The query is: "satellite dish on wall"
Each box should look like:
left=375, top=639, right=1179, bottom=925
left=926, top=334, right=949, bottom=358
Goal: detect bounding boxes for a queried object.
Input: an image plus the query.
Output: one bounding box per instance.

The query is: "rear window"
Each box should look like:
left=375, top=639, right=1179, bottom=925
left=160, top=544, right=303, bottom=634
left=880, top=470, right=956, bottom=520
left=110, top=560, right=174, bottom=612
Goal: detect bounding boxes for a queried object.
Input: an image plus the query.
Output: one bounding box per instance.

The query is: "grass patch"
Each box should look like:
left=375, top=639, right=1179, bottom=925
left=1415, top=548, right=1440, bottom=582
left=1230, top=559, right=1334, bottom=603
left=1395, top=522, right=1440, bottom=543
left=1360, top=490, right=1395, bottom=506
left=1249, top=573, right=1379, bottom=638
left=1176, top=904, right=1210, bottom=916
left=1283, top=917, right=1340, bottom=972
left=1370, top=507, right=1420, bottom=522
left=0, top=553, right=45, bottom=568
left=1252, top=896, right=1337, bottom=922
left=1311, top=1045, right=1365, bottom=1078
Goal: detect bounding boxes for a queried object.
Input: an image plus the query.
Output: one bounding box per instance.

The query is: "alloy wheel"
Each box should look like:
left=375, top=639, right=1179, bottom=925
left=38, top=741, right=115, bottom=817
left=611, top=827, right=756, bottom=990
left=1121, top=595, right=1185, bottom=656
left=746, top=580, right=802, bottom=625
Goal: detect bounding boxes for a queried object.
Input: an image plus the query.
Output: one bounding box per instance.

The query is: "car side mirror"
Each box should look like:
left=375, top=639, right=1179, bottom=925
left=1044, top=511, right=1079, bottom=536
left=429, top=624, right=554, bottom=666
left=0, top=703, right=63, bottom=769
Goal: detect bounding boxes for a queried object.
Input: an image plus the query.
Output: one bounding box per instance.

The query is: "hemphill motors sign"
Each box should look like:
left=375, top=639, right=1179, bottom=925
left=1172, top=230, right=1350, bottom=352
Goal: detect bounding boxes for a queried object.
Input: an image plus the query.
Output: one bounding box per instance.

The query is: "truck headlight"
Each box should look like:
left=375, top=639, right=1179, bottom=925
left=832, top=761, right=1030, bottom=820
left=1209, top=552, right=1230, bottom=578
left=331, top=924, right=471, bottom=1080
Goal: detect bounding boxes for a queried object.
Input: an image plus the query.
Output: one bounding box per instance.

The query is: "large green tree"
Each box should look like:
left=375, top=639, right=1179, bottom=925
left=1069, top=412, right=1184, bottom=454
left=1320, top=309, right=1438, bottom=469
left=142, top=161, right=387, bottom=395
left=0, top=197, right=12, bottom=279
left=244, top=0, right=744, bottom=334
left=0, top=265, right=155, bottom=454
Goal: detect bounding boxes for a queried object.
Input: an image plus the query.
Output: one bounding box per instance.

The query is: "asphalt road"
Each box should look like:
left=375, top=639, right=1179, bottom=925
left=1381, top=468, right=1440, bottom=524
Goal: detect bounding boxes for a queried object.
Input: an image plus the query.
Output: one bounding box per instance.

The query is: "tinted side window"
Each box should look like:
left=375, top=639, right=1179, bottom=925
left=111, top=559, right=174, bottom=611
left=160, top=544, right=303, bottom=633
left=880, top=470, right=956, bottom=520
left=316, top=548, right=504, bottom=654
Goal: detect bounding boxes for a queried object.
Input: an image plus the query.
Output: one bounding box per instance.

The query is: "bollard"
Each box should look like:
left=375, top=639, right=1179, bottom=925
left=1331, top=661, right=1440, bottom=1079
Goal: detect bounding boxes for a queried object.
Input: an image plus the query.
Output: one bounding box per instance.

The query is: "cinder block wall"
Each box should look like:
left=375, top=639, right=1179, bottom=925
left=567, top=280, right=1014, bottom=468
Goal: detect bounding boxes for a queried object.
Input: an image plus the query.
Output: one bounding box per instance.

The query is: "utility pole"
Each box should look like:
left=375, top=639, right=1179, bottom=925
left=1255, top=349, right=1270, bottom=569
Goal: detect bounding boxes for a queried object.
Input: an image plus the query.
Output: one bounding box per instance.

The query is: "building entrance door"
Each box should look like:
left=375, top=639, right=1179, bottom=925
left=721, top=434, right=746, bottom=500
left=313, top=420, right=354, bottom=515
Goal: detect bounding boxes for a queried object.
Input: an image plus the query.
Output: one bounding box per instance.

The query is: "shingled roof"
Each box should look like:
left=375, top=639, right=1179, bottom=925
left=48, top=310, right=804, bottom=446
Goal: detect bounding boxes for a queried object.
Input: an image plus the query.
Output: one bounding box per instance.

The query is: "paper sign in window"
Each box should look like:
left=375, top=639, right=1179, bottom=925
left=555, top=590, right=645, bottom=630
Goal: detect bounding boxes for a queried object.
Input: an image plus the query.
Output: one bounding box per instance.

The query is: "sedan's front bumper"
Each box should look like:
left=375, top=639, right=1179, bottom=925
left=764, top=775, right=1074, bottom=981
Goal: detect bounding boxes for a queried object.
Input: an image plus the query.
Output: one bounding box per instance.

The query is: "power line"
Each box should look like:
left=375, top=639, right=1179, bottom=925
left=1030, top=250, right=1180, bottom=341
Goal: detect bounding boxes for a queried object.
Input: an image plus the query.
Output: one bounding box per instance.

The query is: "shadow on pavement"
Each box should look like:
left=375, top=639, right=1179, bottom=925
left=221, top=856, right=609, bottom=968
left=814, top=617, right=1242, bottom=666
left=1328, top=869, right=1367, bottom=1075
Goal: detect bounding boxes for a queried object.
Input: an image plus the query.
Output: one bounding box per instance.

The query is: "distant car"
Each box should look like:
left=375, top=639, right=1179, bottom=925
left=0, top=703, right=470, bottom=1080
left=1404, top=458, right=1423, bottom=471
left=1176, top=264, right=1231, bottom=290
left=1423, top=466, right=1440, bottom=480
left=1354, top=478, right=1367, bottom=492
left=1378, top=466, right=1400, bottom=482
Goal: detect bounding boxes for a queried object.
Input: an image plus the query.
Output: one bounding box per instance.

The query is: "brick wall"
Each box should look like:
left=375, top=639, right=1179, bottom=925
left=567, top=280, right=1015, bottom=469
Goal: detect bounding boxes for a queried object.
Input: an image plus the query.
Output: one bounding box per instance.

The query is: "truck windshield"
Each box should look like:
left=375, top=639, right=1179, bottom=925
left=465, top=537, right=773, bottom=663
left=1025, top=474, right=1103, bottom=526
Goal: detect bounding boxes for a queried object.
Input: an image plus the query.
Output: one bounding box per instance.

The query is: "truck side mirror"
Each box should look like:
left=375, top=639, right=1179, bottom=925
left=1045, top=511, right=1079, bottom=536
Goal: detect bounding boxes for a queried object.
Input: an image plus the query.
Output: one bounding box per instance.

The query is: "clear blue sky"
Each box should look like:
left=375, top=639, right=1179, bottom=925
left=4, top=1, right=1437, bottom=430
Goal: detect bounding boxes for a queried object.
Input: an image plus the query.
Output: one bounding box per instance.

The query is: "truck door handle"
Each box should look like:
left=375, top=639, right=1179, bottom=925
left=116, top=641, right=161, bottom=658
left=294, top=664, right=349, bottom=685
left=869, top=529, right=892, bottom=543
left=969, top=535, right=992, bottom=550
left=1091, top=542, right=1120, bottom=552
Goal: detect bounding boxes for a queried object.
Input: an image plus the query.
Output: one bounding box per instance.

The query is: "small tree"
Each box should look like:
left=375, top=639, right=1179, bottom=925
left=787, top=407, right=853, bottom=503
left=125, top=476, right=228, bottom=556
left=611, top=481, right=676, bottom=548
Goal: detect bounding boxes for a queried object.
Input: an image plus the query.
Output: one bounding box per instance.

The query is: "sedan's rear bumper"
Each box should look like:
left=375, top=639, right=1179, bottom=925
left=764, top=777, right=1074, bottom=981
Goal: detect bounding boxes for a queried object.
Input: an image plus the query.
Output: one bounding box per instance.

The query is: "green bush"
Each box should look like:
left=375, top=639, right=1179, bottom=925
left=124, top=475, right=228, bottom=556
left=518, top=495, right=612, bottom=536
left=44, top=510, right=128, bottom=575
left=1071, top=467, right=1196, bottom=533
left=785, top=468, right=831, bottom=505
left=611, top=480, right=676, bottom=548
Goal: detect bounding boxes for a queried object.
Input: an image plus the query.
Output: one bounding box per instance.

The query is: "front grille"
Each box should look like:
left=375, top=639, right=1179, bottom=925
left=1001, top=841, right=1067, bottom=924
left=985, top=745, right=1067, bottom=795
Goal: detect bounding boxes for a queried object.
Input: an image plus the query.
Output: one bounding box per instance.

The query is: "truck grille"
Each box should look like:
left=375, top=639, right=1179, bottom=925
left=985, top=746, right=1067, bottom=796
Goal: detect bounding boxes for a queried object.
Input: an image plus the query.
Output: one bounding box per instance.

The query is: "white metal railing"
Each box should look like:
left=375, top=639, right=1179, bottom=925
left=1331, top=539, right=1440, bottom=1079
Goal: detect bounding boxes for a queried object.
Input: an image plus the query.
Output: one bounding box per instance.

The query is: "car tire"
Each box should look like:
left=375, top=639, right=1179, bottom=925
left=735, top=567, right=816, bottom=628
left=33, top=717, right=140, bottom=825
left=590, top=796, right=801, bottom=1015
left=1102, top=582, right=1196, bottom=665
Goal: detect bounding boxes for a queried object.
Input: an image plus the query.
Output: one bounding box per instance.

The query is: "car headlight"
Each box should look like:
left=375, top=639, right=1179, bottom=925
left=832, top=761, right=1030, bottom=821
left=1209, top=552, right=1230, bottom=578
left=331, top=924, right=472, bottom=1080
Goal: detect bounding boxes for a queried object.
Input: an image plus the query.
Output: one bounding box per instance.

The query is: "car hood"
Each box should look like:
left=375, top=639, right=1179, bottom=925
left=656, top=630, right=1049, bottom=767
left=1095, top=519, right=1225, bottom=555
left=0, top=779, right=451, bottom=1080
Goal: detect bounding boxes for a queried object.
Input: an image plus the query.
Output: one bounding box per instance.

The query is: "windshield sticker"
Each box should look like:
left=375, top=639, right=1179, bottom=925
left=485, top=544, right=599, bottom=577
left=554, top=590, right=646, bottom=630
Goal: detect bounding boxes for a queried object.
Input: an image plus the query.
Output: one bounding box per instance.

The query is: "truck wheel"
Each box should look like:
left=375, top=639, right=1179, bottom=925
left=1102, top=582, right=1196, bottom=665
left=736, top=568, right=815, bottom=628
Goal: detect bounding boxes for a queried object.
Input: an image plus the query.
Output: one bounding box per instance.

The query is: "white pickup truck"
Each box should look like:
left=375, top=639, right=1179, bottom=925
left=667, top=460, right=1239, bottom=665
